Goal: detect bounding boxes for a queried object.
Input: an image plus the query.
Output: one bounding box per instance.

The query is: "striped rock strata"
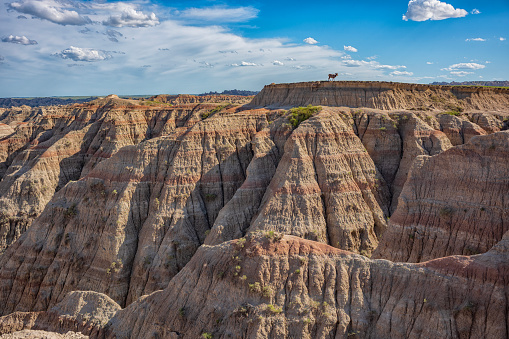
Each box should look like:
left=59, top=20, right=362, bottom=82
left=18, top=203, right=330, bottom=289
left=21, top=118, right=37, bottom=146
left=249, top=81, right=509, bottom=111
left=374, top=131, right=509, bottom=262
left=0, top=105, right=506, bottom=315
left=0, top=96, right=226, bottom=253
left=2, top=233, right=509, bottom=338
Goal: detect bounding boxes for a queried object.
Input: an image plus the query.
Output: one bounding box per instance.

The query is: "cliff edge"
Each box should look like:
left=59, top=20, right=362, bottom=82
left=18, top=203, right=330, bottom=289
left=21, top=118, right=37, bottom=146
left=249, top=81, right=509, bottom=111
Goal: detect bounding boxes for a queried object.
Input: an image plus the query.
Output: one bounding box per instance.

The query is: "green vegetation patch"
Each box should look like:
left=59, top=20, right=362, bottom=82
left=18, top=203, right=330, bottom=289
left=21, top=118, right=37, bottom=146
left=288, top=105, right=321, bottom=128
left=442, top=111, right=461, bottom=116
left=202, top=104, right=231, bottom=119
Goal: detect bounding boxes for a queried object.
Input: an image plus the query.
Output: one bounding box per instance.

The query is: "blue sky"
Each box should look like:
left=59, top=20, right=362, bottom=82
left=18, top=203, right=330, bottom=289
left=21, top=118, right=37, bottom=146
left=0, top=0, right=507, bottom=96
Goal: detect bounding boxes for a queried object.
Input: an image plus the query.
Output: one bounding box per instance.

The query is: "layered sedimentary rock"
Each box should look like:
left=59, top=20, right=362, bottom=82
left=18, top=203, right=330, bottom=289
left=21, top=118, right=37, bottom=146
left=3, top=233, right=508, bottom=339
left=0, top=107, right=276, bottom=314
left=374, top=131, right=509, bottom=262
left=208, top=107, right=391, bottom=255
left=0, top=291, right=119, bottom=337
left=250, top=81, right=509, bottom=111
left=148, top=94, right=253, bottom=105
left=0, top=82, right=508, bottom=338
left=0, top=96, right=230, bottom=253
left=108, top=233, right=509, bottom=338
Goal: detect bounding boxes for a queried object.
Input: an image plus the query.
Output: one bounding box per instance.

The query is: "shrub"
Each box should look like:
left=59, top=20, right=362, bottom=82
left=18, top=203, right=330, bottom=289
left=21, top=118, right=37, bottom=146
left=205, top=193, right=217, bottom=201
left=439, top=207, right=453, bottom=218
left=64, top=203, right=78, bottom=218
left=262, top=286, right=273, bottom=297
left=266, top=304, right=282, bottom=314
left=202, top=332, right=213, bottom=339
left=288, top=105, right=321, bottom=128
left=443, top=111, right=461, bottom=116
left=249, top=282, right=261, bottom=293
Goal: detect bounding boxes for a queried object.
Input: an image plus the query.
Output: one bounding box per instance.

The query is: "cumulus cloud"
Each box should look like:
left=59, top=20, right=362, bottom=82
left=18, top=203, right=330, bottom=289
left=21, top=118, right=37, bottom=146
left=465, top=38, right=486, bottom=42
left=7, top=0, right=91, bottom=25
left=390, top=71, right=414, bottom=76
left=272, top=60, right=284, bottom=66
left=2, top=34, right=37, bottom=45
left=442, top=62, right=485, bottom=71
left=450, top=71, right=473, bottom=76
left=17, top=15, right=27, bottom=19
left=55, top=46, right=112, bottom=62
left=344, top=45, right=358, bottom=52
left=427, top=61, right=434, bottom=64
left=178, top=6, right=258, bottom=23
left=230, top=61, right=258, bottom=67
left=403, top=0, right=468, bottom=21
left=471, top=9, right=481, bottom=14
left=303, top=37, right=318, bottom=45
left=103, top=7, right=159, bottom=27
left=501, top=37, right=507, bottom=41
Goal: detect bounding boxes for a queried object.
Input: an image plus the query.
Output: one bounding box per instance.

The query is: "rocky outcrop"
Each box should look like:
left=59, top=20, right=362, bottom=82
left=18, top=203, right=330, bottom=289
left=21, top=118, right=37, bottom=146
left=1, top=233, right=508, bottom=338
left=105, top=233, right=509, bottom=338
left=0, top=291, right=119, bottom=337
left=0, top=107, right=274, bottom=314
left=374, top=131, right=509, bottom=262
left=0, top=82, right=508, bottom=337
left=0, top=98, right=234, bottom=254
left=208, top=107, right=391, bottom=255
left=148, top=94, right=253, bottom=105
left=249, top=81, right=509, bottom=111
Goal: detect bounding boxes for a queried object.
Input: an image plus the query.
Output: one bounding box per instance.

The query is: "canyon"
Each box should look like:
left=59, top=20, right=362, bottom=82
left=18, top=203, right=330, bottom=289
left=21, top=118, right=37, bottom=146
left=0, top=81, right=508, bottom=338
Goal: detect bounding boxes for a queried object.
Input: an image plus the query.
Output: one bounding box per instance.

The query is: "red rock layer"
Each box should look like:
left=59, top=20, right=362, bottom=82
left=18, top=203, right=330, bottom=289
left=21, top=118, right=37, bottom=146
left=0, top=99, right=228, bottom=254
left=243, top=108, right=391, bottom=255
left=105, top=233, right=509, bottom=338
left=0, top=108, right=272, bottom=314
left=374, top=131, right=509, bottom=262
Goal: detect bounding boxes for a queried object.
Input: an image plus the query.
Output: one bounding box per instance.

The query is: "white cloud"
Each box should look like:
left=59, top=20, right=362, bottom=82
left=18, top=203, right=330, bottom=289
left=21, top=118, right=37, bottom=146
left=471, top=9, right=481, bottom=14
left=465, top=38, right=486, bottom=42
left=103, top=7, right=159, bottom=27
left=403, top=0, right=468, bottom=21
left=366, top=55, right=377, bottom=60
left=450, top=71, right=473, bottom=76
left=342, top=59, right=406, bottom=70
left=272, top=60, right=284, bottom=66
left=7, top=0, right=91, bottom=25
left=501, top=37, right=507, bottom=41
left=426, top=61, right=434, bottom=64
left=390, top=71, right=414, bottom=76
left=178, top=6, right=259, bottom=23
left=231, top=61, right=258, bottom=67
left=55, top=46, right=112, bottom=62
left=442, top=62, right=486, bottom=71
left=2, top=34, right=37, bottom=45
left=303, top=37, right=318, bottom=45
left=344, top=45, right=358, bottom=52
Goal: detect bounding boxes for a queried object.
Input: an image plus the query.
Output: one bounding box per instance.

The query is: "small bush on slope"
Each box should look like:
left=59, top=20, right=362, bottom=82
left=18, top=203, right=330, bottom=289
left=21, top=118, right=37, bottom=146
left=289, top=105, right=321, bottom=128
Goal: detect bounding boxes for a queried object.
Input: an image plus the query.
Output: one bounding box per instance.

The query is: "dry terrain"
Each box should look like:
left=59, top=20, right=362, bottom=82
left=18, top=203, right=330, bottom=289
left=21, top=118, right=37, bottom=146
left=0, top=81, right=508, bottom=338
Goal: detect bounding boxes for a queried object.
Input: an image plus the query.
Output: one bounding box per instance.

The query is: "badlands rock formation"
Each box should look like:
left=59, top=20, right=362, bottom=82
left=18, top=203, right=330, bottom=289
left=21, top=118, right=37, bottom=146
left=0, top=81, right=508, bottom=338
left=250, top=81, right=509, bottom=111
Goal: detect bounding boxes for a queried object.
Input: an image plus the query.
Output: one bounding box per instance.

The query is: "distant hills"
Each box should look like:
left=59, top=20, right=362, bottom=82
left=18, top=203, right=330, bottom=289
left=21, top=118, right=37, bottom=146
left=430, top=80, right=509, bottom=87
left=0, top=90, right=259, bottom=108
left=199, top=89, right=259, bottom=96
left=0, top=97, right=99, bottom=108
